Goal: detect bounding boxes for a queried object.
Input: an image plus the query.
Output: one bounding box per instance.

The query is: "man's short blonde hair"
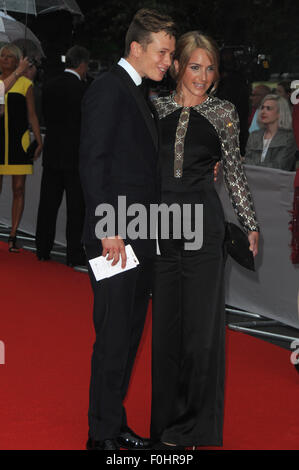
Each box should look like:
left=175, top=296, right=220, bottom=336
left=124, top=8, right=176, bottom=57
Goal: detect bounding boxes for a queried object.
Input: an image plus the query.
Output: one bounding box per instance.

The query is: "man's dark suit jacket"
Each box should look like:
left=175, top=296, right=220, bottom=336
left=79, top=65, right=159, bottom=258
left=42, top=71, right=86, bottom=170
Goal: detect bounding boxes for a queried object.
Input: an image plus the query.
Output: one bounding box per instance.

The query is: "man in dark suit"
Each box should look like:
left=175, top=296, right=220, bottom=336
left=35, top=46, right=89, bottom=266
left=79, top=9, right=176, bottom=450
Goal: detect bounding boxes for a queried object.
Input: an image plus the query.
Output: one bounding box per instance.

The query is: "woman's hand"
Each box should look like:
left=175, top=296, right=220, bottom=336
left=16, top=57, right=30, bottom=76
left=248, top=231, right=259, bottom=257
left=33, top=143, right=43, bottom=161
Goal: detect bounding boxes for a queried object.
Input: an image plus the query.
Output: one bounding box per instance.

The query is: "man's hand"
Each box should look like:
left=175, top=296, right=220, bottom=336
left=102, top=235, right=127, bottom=268
left=248, top=231, right=259, bottom=257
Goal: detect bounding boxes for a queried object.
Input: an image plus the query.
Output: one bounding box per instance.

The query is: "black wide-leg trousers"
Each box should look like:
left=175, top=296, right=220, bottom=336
left=151, top=191, right=226, bottom=447
left=85, top=242, right=153, bottom=441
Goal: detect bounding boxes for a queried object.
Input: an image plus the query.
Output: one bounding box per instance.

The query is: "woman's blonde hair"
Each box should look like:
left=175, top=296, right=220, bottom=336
left=258, top=94, right=293, bottom=130
left=0, top=44, right=22, bottom=67
left=170, top=30, right=220, bottom=95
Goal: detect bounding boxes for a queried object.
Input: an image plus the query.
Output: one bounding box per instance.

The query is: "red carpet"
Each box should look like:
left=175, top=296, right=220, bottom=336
left=0, top=241, right=299, bottom=450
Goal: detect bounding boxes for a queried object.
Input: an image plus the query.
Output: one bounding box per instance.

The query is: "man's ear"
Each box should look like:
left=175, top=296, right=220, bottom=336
left=130, top=41, right=143, bottom=59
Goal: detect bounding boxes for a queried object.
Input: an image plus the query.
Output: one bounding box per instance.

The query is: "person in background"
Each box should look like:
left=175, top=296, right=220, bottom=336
left=0, top=56, right=30, bottom=116
left=0, top=55, right=30, bottom=97
left=248, top=84, right=271, bottom=133
left=0, top=44, right=42, bottom=252
left=35, top=46, right=89, bottom=266
left=23, top=60, right=45, bottom=133
left=276, top=80, right=292, bottom=105
left=245, top=94, right=297, bottom=170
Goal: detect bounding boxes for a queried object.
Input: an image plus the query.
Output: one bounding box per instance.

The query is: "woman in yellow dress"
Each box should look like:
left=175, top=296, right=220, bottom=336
left=0, top=45, right=42, bottom=252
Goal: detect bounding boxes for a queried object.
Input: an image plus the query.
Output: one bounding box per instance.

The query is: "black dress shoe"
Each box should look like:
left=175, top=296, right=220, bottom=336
left=117, top=426, right=153, bottom=450
left=86, top=437, right=120, bottom=450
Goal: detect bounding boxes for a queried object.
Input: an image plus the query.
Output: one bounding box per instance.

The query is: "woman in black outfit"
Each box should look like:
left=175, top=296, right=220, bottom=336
left=151, top=31, right=259, bottom=449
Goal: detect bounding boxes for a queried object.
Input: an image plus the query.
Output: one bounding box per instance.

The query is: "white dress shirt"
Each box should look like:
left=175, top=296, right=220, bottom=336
left=64, top=69, right=81, bottom=80
left=117, top=58, right=142, bottom=86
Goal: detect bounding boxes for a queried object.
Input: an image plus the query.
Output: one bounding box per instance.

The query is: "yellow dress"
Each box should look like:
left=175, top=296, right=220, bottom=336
left=0, top=76, right=33, bottom=175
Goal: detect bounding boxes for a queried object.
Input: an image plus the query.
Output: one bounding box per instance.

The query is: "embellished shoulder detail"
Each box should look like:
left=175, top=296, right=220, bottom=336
left=152, top=94, right=181, bottom=119
left=193, top=97, right=259, bottom=232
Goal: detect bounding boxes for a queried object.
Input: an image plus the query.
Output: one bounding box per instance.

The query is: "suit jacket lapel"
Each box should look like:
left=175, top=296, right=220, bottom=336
left=111, top=65, right=159, bottom=151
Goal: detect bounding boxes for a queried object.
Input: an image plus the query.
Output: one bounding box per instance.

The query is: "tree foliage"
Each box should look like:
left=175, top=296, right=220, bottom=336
left=73, top=0, right=299, bottom=73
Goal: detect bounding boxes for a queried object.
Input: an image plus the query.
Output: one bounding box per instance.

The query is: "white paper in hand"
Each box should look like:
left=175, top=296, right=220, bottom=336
left=89, top=244, right=139, bottom=282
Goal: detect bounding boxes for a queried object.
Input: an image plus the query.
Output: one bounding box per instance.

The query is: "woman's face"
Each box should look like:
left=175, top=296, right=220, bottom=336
left=0, top=48, right=18, bottom=73
left=175, top=47, right=216, bottom=104
left=260, top=99, right=279, bottom=126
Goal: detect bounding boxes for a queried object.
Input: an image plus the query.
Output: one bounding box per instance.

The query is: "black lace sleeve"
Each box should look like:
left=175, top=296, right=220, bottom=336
left=214, top=100, right=259, bottom=232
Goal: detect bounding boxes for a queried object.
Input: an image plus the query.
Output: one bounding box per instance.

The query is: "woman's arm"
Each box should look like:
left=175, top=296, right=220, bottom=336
left=1, top=57, right=30, bottom=93
left=26, top=85, right=43, bottom=160
left=221, top=103, right=259, bottom=230
left=220, top=102, right=260, bottom=255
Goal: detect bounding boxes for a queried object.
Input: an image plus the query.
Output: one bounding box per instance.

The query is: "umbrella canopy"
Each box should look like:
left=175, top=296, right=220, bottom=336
left=0, top=9, right=13, bottom=20
left=0, top=0, right=83, bottom=17
left=0, top=12, right=45, bottom=57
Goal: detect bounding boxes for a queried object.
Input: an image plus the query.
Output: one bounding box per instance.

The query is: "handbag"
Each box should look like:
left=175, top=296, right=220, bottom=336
left=26, top=140, right=38, bottom=163
left=224, top=222, right=255, bottom=271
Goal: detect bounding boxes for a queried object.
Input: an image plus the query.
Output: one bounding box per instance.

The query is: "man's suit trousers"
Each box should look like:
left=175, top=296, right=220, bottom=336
left=85, top=242, right=153, bottom=440
left=35, top=167, right=85, bottom=264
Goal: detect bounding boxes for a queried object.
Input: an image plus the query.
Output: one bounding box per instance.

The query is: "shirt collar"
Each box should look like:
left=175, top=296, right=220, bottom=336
left=64, top=69, right=81, bottom=80
left=117, top=58, right=142, bottom=86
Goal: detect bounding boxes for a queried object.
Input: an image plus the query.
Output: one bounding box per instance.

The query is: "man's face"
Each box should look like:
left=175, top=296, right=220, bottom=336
left=135, top=31, right=176, bottom=81
left=250, top=86, right=266, bottom=108
left=79, top=62, right=88, bottom=80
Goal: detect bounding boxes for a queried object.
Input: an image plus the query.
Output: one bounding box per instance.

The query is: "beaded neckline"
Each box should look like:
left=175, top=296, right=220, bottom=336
left=170, top=92, right=212, bottom=110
